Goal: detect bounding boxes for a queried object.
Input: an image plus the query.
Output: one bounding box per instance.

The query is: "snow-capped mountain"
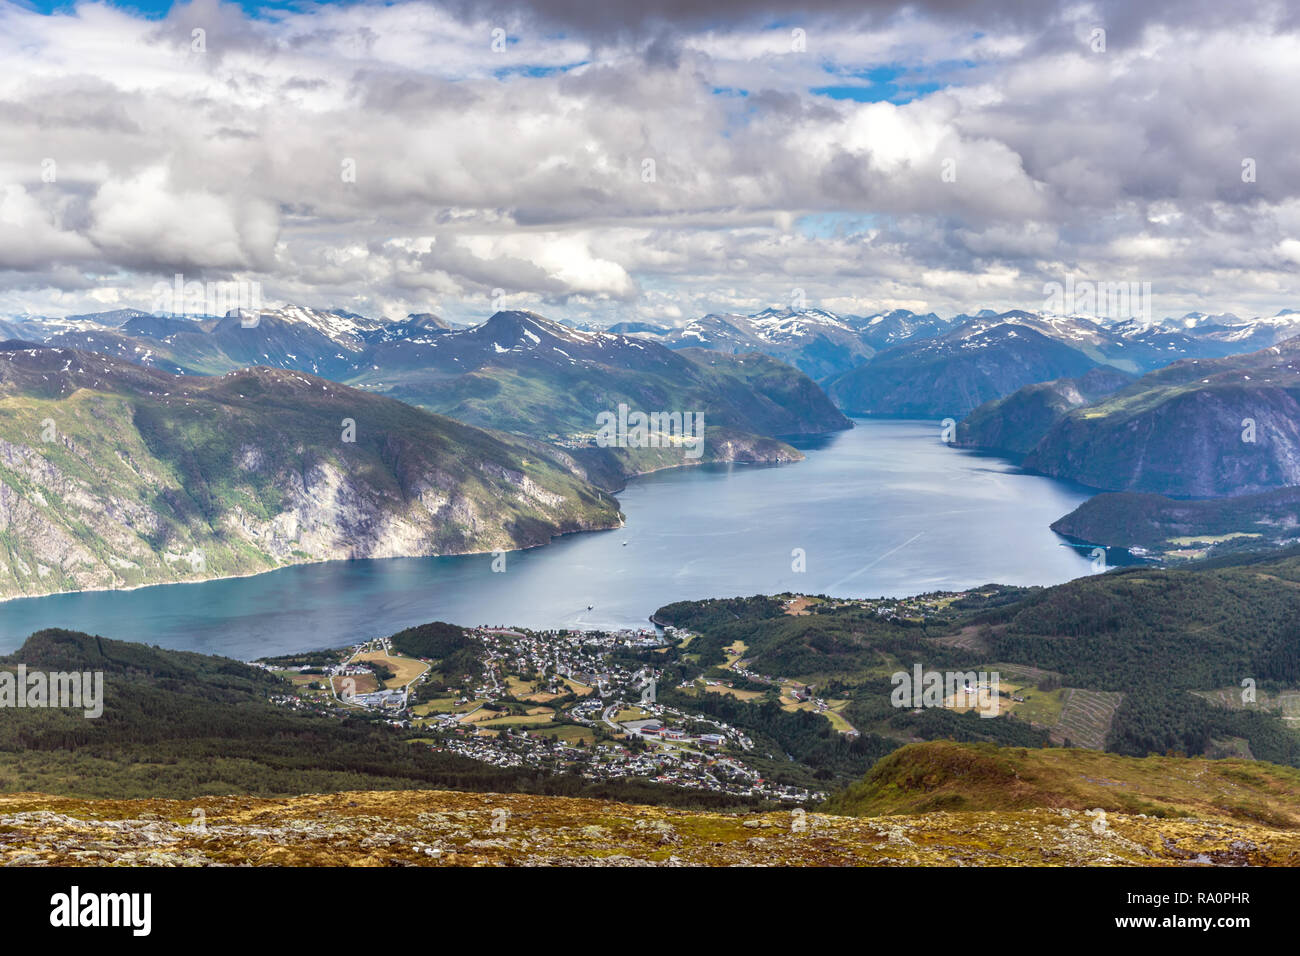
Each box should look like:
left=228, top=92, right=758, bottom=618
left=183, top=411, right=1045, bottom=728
left=846, top=309, right=952, bottom=349
left=1153, top=309, right=1300, bottom=352
left=44, top=304, right=390, bottom=378
left=12, top=299, right=1300, bottom=423
left=637, top=307, right=874, bottom=381
left=357, top=312, right=453, bottom=345
left=359, top=309, right=678, bottom=378
left=242, top=304, right=389, bottom=349
left=827, top=319, right=1102, bottom=417
left=7, top=308, right=156, bottom=340
left=345, top=309, right=851, bottom=468
left=822, top=305, right=1282, bottom=418
left=1170, top=311, right=1243, bottom=329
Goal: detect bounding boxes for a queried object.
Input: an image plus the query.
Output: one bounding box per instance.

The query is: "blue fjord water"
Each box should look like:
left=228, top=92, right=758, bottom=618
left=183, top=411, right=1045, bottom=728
left=0, top=420, right=1097, bottom=659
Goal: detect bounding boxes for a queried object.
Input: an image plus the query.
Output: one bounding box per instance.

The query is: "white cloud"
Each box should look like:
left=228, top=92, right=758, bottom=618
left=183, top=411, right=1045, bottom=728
left=0, top=0, right=1296, bottom=324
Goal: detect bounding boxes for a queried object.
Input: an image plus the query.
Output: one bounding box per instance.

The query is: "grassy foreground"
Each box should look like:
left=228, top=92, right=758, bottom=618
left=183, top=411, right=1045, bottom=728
left=6, top=742, right=1300, bottom=866
left=824, top=741, right=1300, bottom=827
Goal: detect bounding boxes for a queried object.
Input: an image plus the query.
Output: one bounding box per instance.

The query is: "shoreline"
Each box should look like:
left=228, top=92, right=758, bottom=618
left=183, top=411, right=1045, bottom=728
left=0, top=440, right=826, bottom=609
left=0, top=515, right=626, bottom=609
left=0, top=420, right=1104, bottom=657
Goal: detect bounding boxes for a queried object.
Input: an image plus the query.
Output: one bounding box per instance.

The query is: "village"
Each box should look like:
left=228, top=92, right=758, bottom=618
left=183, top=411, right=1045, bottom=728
left=258, top=624, right=825, bottom=804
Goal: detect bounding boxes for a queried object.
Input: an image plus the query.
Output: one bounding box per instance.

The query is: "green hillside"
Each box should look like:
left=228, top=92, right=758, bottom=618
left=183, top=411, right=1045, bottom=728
left=0, top=344, right=621, bottom=599
left=654, top=549, right=1300, bottom=774
left=823, top=740, right=1300, bottom=827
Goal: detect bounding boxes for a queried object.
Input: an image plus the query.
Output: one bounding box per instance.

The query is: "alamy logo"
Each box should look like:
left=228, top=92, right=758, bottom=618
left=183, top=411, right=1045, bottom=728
left=1042, top=276, right=1152, bottom=323
left=0, top=665, right=103, bottom=718
left=595, top=403, right=705, bottom=459
left=890, top=664, right=1000, bottom=717
left=50, top=886, right=151, bottom=936
left=151, top=273, right=262, bottom=321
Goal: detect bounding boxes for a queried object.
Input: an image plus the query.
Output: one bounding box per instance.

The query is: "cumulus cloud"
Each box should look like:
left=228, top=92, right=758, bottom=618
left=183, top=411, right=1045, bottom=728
left=0, top=0, right=1297, bottom=322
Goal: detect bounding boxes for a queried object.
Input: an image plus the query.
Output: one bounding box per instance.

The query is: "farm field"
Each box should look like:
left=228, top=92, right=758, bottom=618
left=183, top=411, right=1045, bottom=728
left=331, top=673, right=380, bottom=696
left=1050, top=689, right=1124, bottom=750
left=354, top=650, right=429, bottom=689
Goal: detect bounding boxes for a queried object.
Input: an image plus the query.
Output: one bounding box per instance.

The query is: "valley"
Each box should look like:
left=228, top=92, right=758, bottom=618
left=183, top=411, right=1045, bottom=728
left=7, top=0, right=1300, bottom=886
left=7, top=299, right=1300, bottom=857
left=0, top=419, right=1095, bottom=655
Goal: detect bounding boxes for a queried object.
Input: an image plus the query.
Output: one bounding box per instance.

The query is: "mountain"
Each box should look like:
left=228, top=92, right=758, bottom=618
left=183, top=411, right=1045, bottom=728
left=62, top=308, right=156, bottom=327
left=348, top=310, right=851, bottom=483
left=638, top=305, right=1280, bottom=393
left=824, top=307, right=1275, bottom=419
left=358, top=312, right=453, bottom=343
left=845, top=308, right=951, bottom=349
left=6, top=308, right=157, bottom=342
left=654, top=547, right=1300, bottom=768
left=638, top=308, right=875, bottom=381
left=1160, top=309, right=1300, bottom=353
left=956, top=366, right=1136, bottom=456
left=606, top=320, right=671, bottom=335
left=47, top=304, right=384, bottom=379
left=1108, top=318, right=1247, bottom=362
left=827, top=319, right=1100, bottom=417
left=0, top=342, right=621, bottom=600
left=33, top=307, right=849, bottom=485
left=1023, top=336, right=1300, bottom=496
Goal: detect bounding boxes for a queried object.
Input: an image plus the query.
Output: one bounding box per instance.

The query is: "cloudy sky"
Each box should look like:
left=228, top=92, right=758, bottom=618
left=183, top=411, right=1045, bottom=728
left=2, top=0, right=1299, bottom=325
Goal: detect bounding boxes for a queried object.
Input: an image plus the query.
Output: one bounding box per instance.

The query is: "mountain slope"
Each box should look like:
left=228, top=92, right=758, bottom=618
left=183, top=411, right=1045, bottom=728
left=645, top=308, right=874, bottom=382
left=654, top=547, right=1300, bottom=770
left=956, top=365, right=1136, bottom=456
left=847, top=308, right=952, bottom=350
left=823, top=741, right=1300, bottom=827
left=1023, top=337, right=1300, bottom=495
left=49, top=305, right=377, bottom=379
left=0, top=343, right=620, bottom=599
left=1050, top=487, right=1300, bottom=560
left=6, top=774, right=1300, bottom=865
left=1162, top=308, right=1300, bottom=353
left=828, top=320, right=1100, bottom=417
left=38, top=308, right=850, bottom=486
left=350, top=311, right=850, bottom=482
left=0, top=628, right=756, bottom=809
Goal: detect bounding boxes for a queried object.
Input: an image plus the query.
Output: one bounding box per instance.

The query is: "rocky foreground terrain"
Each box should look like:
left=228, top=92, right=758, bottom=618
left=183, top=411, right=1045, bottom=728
left=3, top=788, right=1298, bottom=867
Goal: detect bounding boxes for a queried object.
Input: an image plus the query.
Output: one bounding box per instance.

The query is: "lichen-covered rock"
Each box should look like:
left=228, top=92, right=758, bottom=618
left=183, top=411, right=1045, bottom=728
left=1, top=789, right=1297, bottom=867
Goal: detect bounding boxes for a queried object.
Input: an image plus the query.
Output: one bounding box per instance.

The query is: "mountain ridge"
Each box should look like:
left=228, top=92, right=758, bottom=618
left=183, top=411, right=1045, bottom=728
left=0, top=342, right=623, bottom=600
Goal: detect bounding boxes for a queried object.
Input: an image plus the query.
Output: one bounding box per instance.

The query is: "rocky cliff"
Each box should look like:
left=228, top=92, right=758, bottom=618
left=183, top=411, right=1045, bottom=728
left=957, top=366, right=1136, bottom=456
left=0, top=344, right=622, bottom=600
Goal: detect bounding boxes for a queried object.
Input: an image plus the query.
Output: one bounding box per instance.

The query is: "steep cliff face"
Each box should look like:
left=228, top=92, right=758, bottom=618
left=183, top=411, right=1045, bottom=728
left=1012, top=337, right=1300, bottom=497
left=0, top=345, right=621, bottom=600
left=1025, top=382, right=1300, bottom=496
left=957, top=366, right=1135, bottom=457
